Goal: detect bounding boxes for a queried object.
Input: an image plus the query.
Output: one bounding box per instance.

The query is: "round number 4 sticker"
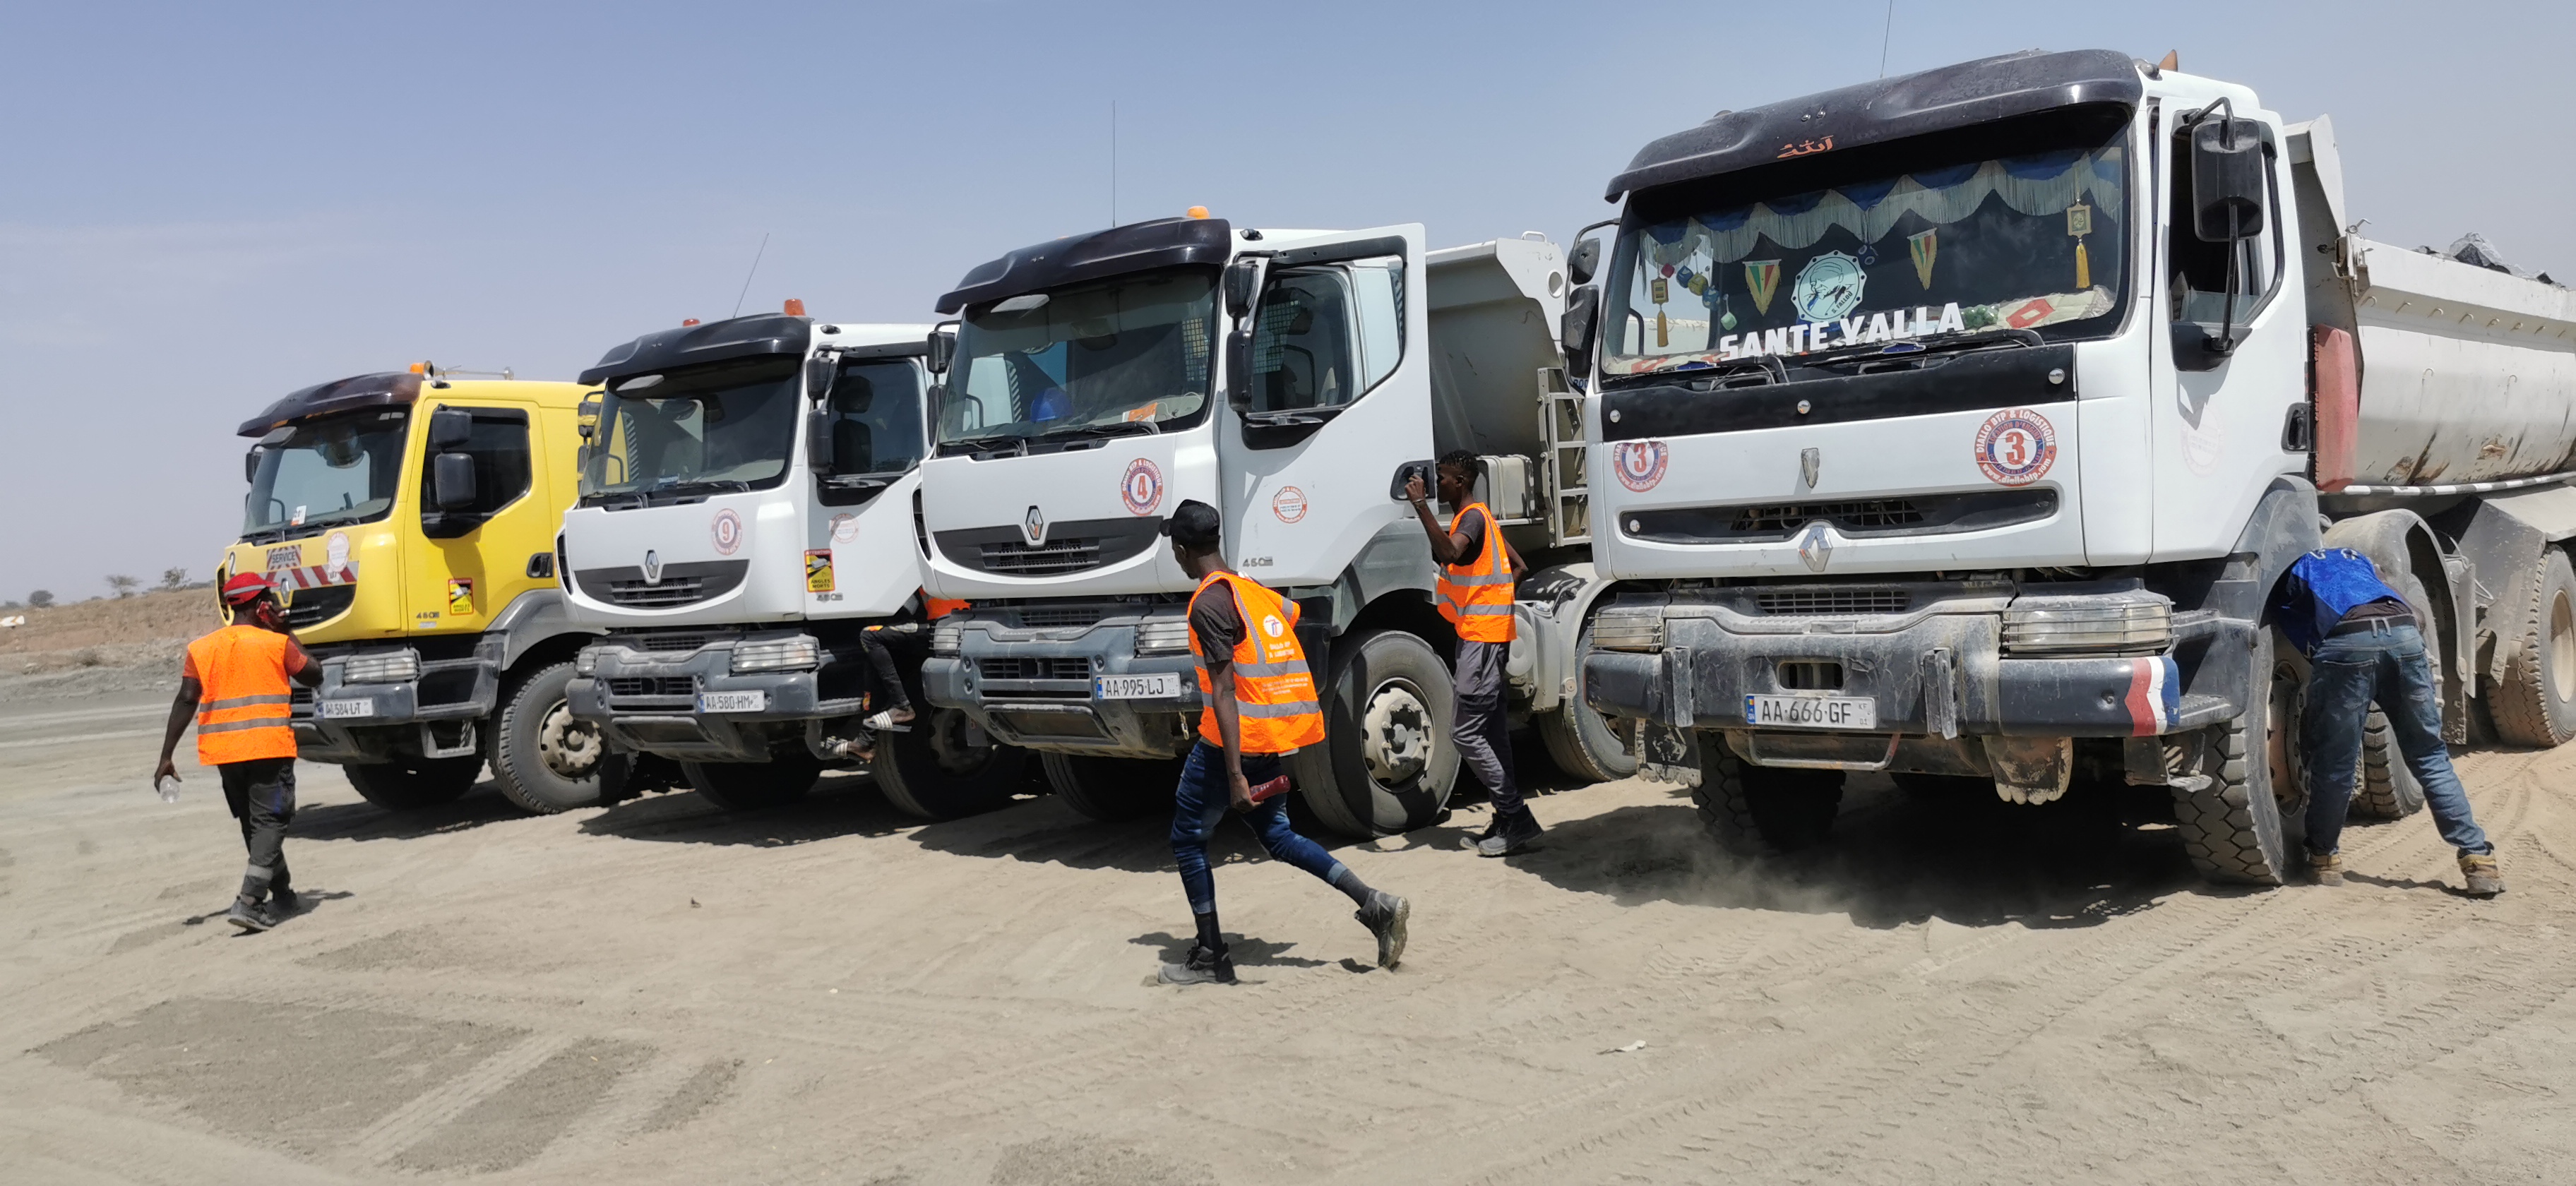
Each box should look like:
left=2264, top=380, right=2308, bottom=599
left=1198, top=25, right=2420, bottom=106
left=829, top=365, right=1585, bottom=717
left=1973, top=408, right=2058, bottom=486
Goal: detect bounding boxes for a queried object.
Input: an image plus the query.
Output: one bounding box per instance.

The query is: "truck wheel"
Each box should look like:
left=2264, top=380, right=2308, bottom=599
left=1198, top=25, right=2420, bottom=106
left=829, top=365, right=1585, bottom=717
left=1289, top=629, right=1459, bottom=838
left=489, top=661, right=611, bottom=815
left=1042, top=753, right=1181, bottom=822
left=1694, top=745, right=1842, bottom=854
left=2488, top=548, right=2576, bottom=746
left=345, top=757, right=484, bottom=810
left=1537, top=617, right=1640, bottom=783
left=681, top=753, right=821, bottom=812
left=2349, top=706, right=2428, bottom=820
left=2172, top=630, right=2296, bottom=885
left=873, top=707, right=1027, bottom=820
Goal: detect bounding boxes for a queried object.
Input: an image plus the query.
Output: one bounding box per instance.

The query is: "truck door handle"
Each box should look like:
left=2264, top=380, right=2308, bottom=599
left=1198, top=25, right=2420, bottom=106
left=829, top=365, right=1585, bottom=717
left=1390, top=460, right=1433, bottom=501
left=527, top=552, right=556, bottom=579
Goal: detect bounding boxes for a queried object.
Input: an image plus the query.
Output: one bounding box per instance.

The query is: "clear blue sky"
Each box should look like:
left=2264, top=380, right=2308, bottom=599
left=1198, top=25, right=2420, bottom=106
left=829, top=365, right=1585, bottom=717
left=3, top=0, right=2568, bottom=599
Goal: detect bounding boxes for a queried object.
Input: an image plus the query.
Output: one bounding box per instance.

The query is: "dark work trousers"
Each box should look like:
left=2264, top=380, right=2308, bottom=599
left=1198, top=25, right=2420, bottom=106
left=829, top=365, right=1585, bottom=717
left=218, top=757, right=297, bottom=905
left=860, top=627, right=914, bottom=713
left=1169, top=741, right=1347, bottom=915
left=2302, top=622, right=2491, bottom=858
left=1453, top=637, right=1527, bottom=820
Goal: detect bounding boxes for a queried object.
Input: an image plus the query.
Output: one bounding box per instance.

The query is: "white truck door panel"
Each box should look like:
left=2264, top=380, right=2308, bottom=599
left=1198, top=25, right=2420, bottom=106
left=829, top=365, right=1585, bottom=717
left=809, top=469, right=923, bottom=617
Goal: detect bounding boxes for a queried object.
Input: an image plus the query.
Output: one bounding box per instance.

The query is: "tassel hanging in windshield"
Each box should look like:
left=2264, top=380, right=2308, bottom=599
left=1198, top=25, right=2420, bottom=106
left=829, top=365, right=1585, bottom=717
left=2067, top=201, right=2094, bottom=290
left=1650, top=275, right=1671, bottom=347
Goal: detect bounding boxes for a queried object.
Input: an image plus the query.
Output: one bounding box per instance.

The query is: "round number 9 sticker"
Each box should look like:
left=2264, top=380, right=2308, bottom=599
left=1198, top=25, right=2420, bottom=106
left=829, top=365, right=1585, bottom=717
left=1972, top=409, right=2058, bottom=486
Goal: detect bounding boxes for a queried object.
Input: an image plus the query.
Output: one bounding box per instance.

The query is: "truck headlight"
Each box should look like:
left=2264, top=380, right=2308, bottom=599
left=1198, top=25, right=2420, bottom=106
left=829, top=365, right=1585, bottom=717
left=931, top=618, right=963, bottom=657
left=1590, top=606, right=1666, bottom=652
left=1134, top=617, right=1193, bottom=656
left=2002, top=599, right=2172, bottom=655
left=341, top=649, right=419, bottom=683
left=730, top=637, right=821, bottom=673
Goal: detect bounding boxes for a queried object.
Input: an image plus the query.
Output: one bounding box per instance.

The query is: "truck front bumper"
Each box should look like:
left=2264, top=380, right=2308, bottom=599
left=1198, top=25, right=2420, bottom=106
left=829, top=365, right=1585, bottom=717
left=1582, top=588, right=2249, bottom=748
left=566, top=630, right=861, bottom=764
left=921, top=606, right=1203, bottom=760
left=294, top=639, right=501, bottom=764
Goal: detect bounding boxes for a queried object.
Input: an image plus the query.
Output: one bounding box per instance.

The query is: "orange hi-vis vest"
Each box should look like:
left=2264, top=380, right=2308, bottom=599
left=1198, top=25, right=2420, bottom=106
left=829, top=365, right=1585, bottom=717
left=1437, top=502, right=1517, bottom=643
left=1189, top=573, right=1326, bottom=754
left=187, top=624, right=299, bottom=765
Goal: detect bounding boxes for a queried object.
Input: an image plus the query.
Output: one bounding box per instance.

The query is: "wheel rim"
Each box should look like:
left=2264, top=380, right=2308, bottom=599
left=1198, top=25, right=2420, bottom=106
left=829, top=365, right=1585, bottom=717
left=1359, top=677, right=1432, bottom=786
left=924, top=708, right=996, bottom=777
left=2267, top=656, right=2305, bottom=816
left=2551, top=588, right=2576, bottom=704
left=535, top=697, right=602, bottom=780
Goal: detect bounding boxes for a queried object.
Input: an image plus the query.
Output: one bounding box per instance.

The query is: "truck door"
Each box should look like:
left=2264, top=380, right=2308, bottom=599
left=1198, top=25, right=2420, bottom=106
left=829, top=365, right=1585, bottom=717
left=1217, top=224, right=1426, bottom=587
left=809, top=356, right=931, bottom=616
left=403, top=402, right=545, bottom=638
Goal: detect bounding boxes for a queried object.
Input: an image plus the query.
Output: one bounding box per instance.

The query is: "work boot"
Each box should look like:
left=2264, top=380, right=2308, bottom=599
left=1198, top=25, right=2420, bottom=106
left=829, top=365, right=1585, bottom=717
left=1472, top=810, right=1544, bottom=858
left=224, top=899, right=277, bottom=933
left=1157, top=944, right=1237, bottom=986
left=1463, top=812, right=1501, bottom=848
left=2306, top=851, right=2344, bottom=887
left=2459, top=852, right=2505, bottom=897
left=1356, top=890, right=1410, bottom=969
left=270, top=885, right=300, bottom=916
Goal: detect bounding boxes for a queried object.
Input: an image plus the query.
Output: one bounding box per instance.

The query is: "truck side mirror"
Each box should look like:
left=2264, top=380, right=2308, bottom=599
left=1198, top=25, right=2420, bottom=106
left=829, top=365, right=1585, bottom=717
left=2190, top=116, right=2267, bottom=242
left=1561, top=286, right=1601, bottom=373
left=1224, top=256, right=1266, bottom=318
left=431, top=452, right=477, bottom=511
left=805, top=353, right=838, bottom=404
left=244, top=448, right=262, bottom=484
left=427, top=407, right=474, bottom=450
left=806, top=407, right=836, bottom=474
left=1567, top=239, right=1602, bottom=287
left=926, top=325, right=956, bottom=375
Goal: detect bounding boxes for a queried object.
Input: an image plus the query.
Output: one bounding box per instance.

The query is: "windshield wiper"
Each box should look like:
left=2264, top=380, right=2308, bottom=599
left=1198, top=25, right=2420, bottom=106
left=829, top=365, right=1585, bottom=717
left=1241, top=405, right=1347, bottom=427
left=821, top=470, right=903, bottom=491
left=1046, top=419, right=1162, bottom=440
left=937, top=433, right=1030, bottom=458
left=643, top=479, right=752, bottom=505
left=1604, top=355, right=1787, bottom=390
left=1803, top=328, right=2045, bottom=373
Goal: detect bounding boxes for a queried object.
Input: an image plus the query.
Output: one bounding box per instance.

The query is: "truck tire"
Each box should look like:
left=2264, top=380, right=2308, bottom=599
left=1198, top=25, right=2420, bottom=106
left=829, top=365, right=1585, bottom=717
left=1042, top=753, right=1181, bottom=822
left=1537, top=617, right=1640, bottom=784
left=489, top=661, right=612, bottom=815
left=2350, top=706, right=2428, bottom=820
left=681, top=753, right=820, bottom=812
left=1694, top=745, right=1842, bottom=854
left=345, top=757, right=484, bottom=810
left=2171, top=630, right=2296, bottom=885
left=873, top=707, right=1027, bottom=820
left=2488, top=547, right=2576, bottom=747
left=1288, top=629, right=1459, bottom=838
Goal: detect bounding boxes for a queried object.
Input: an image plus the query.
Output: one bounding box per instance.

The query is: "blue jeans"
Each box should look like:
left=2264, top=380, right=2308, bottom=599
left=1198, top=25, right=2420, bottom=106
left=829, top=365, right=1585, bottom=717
left=2303, top=623, right=2491, bottom=857
left=1169, top=740, right=1348, bottom=915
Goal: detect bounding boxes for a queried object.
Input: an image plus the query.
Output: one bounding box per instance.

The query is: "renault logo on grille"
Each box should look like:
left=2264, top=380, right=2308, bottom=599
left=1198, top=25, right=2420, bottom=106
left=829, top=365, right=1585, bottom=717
left=1798, top=522, right=1832, bottom=573
left=1022, top=506, right=1048, bottom=546
left=641, top=549, right=663, bottom=585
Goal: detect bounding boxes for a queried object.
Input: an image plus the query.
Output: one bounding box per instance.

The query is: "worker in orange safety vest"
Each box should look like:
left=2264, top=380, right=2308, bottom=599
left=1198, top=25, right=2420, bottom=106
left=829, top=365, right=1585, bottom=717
left=153, top=572, right=323, bottom=932
left=1407, top=449, right=1539, bottom=856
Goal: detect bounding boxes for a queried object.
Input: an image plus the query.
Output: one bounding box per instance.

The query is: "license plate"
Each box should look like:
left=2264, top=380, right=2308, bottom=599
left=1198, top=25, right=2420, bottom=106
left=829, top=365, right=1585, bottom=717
left=698, top=690, right=768, bottom=714
left=320, top=698, right=374, bottom=719
left=1095, top=672, right=1180, bottom=700
left=1743, top=694, right=1876, bottom=730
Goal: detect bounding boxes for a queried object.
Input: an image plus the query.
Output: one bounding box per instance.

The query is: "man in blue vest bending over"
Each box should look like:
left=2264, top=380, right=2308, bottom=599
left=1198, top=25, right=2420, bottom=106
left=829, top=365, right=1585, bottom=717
left=2274, top=549, right=2503, bottom=895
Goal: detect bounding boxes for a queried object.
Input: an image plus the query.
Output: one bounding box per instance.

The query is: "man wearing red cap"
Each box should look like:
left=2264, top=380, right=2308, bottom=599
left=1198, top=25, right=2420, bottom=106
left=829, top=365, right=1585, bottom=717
left=153, top=573, right=323, bottom=931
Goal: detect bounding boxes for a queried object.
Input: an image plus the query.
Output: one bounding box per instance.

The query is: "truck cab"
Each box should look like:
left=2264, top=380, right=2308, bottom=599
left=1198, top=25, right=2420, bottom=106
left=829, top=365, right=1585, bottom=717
left=220, top=369, right=614, bottom=813
left=559, top=309, right=1026, bottom=817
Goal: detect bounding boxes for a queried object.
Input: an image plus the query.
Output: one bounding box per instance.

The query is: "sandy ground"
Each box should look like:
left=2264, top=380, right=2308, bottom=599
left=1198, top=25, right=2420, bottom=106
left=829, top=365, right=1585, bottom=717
left=5, top=679, right=2575, bottom=1185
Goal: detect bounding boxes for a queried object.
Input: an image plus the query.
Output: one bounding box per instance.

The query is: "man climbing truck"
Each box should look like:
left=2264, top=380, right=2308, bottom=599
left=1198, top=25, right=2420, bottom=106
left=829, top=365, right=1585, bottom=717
left=559, top=307, right=1026, bottom=816
left=219, top=366, right=616, bottom=814
left=915, top=215, right=1638, bottom=837
left=1570, top=49, right=2576, bottom=885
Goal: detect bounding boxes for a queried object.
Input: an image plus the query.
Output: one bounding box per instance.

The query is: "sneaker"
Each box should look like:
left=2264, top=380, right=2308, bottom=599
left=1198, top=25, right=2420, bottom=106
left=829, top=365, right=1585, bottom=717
left=2306, top=851, right=2344, bottom=887
left=1356, top=890, right=1409, bottom=970
left=225, top=900, right=277, bottom=933
left=1157, top=944, right=1237, bottom=986
left=1473, top=813, right=1544, bottom=858
left=2459, top=853, right=2505, bottom=897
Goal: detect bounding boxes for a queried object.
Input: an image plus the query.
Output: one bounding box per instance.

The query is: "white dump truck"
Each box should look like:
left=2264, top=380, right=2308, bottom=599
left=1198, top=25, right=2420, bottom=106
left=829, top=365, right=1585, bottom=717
left=1569, top=49, right=2576, bottom=883
left=558, top=308, right=1027, bottom=815
left=913, top=217, right=1634, bottom=834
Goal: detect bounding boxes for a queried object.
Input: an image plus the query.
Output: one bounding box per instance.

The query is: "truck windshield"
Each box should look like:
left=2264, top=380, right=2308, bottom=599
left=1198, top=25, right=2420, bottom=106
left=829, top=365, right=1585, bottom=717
left=581, top=354, right=801, bottom=503
left=1604, top=121, right=2129, bottom=378
left=938, top=268, right=1215, bottom=450
left=243, top=409, right=410, bottom=539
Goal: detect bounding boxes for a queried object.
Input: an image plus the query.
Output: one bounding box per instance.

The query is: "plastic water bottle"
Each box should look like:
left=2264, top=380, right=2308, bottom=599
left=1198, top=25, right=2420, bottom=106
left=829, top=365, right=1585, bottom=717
left=155, top=774, right=181, bottom=803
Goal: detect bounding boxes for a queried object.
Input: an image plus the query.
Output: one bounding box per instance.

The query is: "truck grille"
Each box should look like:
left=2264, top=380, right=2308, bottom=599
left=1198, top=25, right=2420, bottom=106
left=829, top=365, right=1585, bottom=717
left=1754, top=589, right=1912, bottom=615
left=1625, top=489, right=2056, bottom=544
left=607, top=676, right=696, bottom=697
left=934, top=517, right=1163, bottom=577
left=622, top=632, right=717, bottom=655
left=979, top=657, right=1092, bottom=681
left=282, top=585, right=357, bottom=629
left=1017, top=606, right=1104, bottom=629
left=1732, top=499, right=1924, bottom=533
left=573, top=560, right=749, bottom=609
left=979, top=539, right=1102, bottom=576
left=604, top=577, right=710, bottom=607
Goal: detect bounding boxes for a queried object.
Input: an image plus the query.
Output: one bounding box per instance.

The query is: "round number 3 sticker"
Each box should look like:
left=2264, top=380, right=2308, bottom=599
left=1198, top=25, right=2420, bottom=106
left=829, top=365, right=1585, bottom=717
left=1973, top=408, right=2058, bottom=486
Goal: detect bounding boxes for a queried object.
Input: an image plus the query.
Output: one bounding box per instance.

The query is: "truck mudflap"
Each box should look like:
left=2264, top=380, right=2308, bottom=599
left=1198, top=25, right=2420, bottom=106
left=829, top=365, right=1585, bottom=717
left=294, top=637, right=503, bottom=764
left=566, top=638, right=862, bottom=765
left=920, top=609, right=1204, bottom=760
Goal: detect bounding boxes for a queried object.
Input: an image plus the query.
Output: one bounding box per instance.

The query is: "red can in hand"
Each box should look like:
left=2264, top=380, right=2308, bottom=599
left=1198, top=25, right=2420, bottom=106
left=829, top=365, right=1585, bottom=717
left=1247, top=774, right=1293, bottom=805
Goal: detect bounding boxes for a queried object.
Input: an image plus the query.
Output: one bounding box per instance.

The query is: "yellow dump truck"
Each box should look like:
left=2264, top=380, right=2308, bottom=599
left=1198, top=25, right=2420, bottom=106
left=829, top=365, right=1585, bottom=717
left=217, top=366, right=616, bottom=813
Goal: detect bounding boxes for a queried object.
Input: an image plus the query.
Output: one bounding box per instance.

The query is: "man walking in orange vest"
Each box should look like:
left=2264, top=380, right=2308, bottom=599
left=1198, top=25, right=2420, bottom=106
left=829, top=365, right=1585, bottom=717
left=153, top=573, right=323, bottom=932
left=1407, top=450, right=1539, bottom=856
left=1159, top=500, right=1409, bottom=985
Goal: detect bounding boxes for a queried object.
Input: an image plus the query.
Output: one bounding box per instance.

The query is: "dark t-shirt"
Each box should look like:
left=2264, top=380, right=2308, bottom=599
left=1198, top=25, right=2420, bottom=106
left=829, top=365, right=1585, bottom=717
left=1450, top=504, right=1486, bottom=565
left=1189, top=582, right=1245, bottom=672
